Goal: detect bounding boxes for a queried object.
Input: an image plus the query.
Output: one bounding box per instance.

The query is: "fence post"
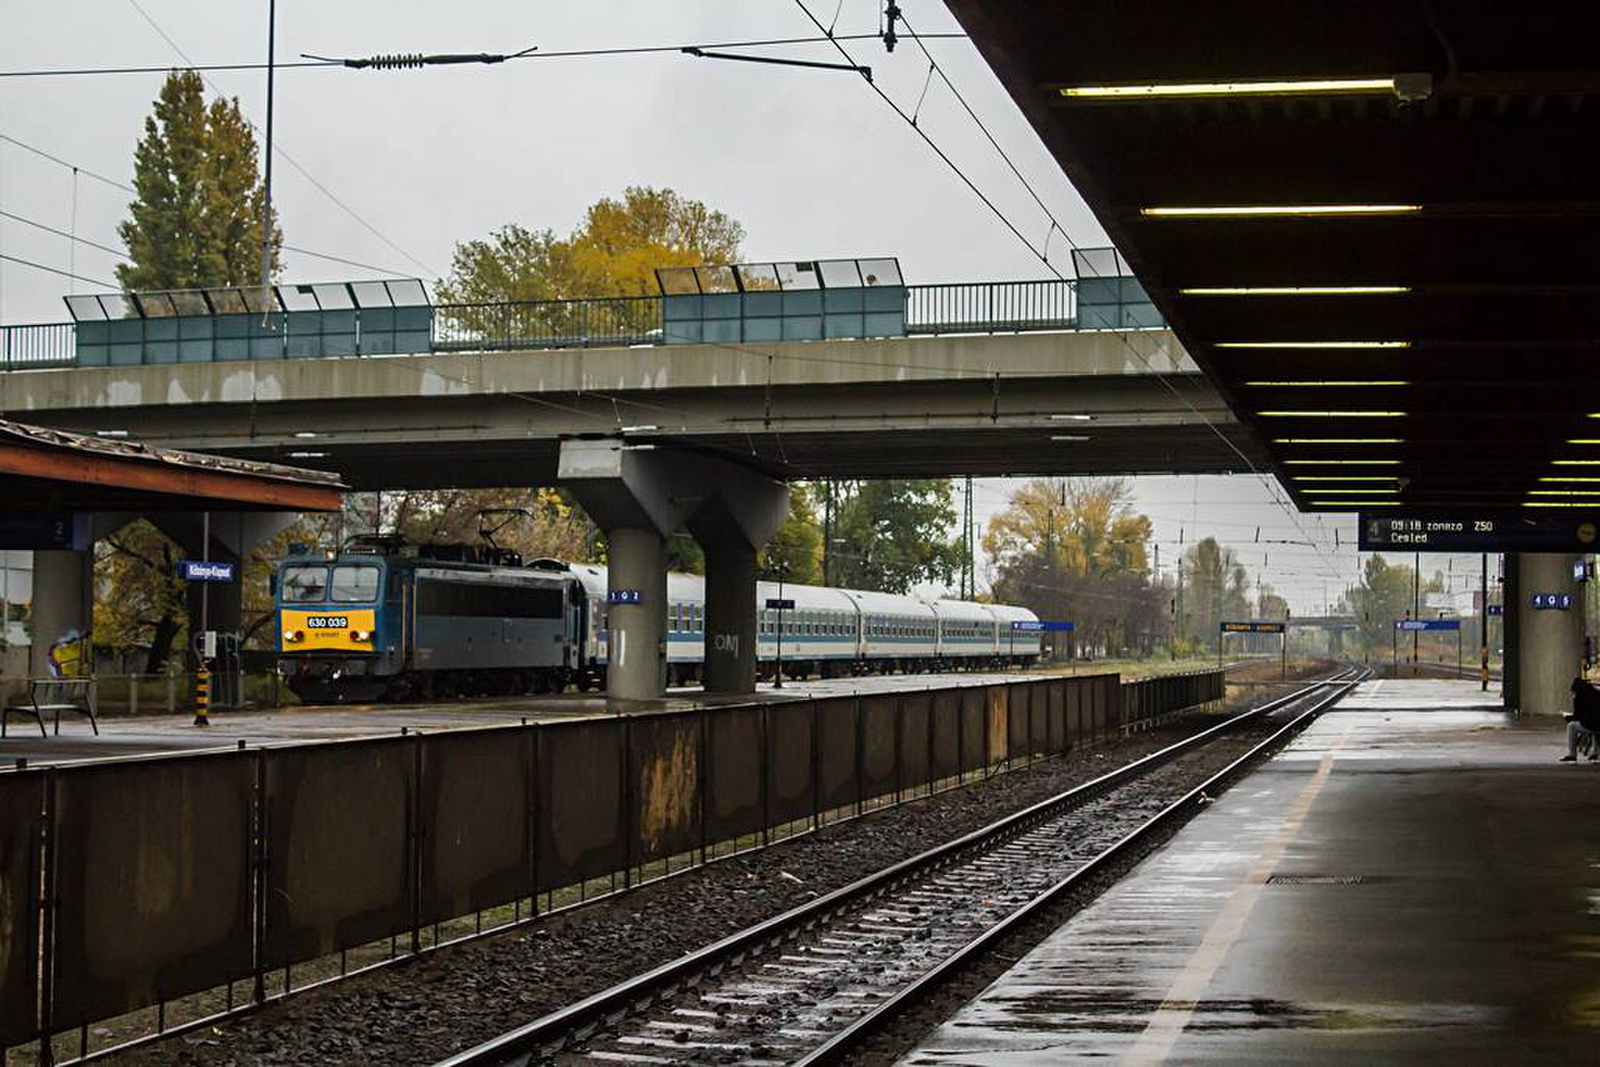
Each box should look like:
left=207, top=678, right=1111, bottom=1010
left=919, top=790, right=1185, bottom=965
left=129, top=674, right=139, bottom=717
left=167, top=670, right=176, bottom=714
left=251, top=748, right=269, bottom=1004
left=37, top=770, right=56, bottom=1067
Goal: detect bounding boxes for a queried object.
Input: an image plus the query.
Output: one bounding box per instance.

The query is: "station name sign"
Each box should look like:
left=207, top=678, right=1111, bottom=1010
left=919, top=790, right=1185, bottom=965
left=1360, top=513, right=1600, bottom=553
left=1220, top=621, right=1285, bottom=634
left=1011, top=620, right=1075, bottom=632
left=179, top=560, right=235, bottom=582
left=607, top=589, right=642, bottom=605
left=1396, top=618, right=1461, bottom=632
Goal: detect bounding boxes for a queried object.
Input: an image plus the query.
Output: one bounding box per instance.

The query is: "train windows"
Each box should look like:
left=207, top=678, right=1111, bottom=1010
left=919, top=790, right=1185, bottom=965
left=331, top=565, right=381, bottom=603
left=280, top=565, right=329, bottom=603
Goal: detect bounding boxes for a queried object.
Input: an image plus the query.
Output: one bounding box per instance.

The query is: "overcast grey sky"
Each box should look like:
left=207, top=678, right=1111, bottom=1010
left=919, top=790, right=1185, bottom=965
left=1, top=1, right=1477, bottom=613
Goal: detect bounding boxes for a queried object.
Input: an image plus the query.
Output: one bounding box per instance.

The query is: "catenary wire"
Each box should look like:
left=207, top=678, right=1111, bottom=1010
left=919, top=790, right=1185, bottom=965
left=791, top=0, right=1344, bottom=583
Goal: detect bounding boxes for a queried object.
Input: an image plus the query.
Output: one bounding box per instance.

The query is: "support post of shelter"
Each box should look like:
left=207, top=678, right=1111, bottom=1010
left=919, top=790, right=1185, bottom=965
left=1509, top=553, right=1584, bottom=716
left=605, top=527, right=668, bottom=701
left=1504, top=556, right=1522, bottom=712
left=28, top=549, right=92, bottom=678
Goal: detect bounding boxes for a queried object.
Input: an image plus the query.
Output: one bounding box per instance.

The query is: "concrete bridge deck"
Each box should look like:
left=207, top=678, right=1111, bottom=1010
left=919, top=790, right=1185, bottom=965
left=0, top=329, right=1260, bottom=486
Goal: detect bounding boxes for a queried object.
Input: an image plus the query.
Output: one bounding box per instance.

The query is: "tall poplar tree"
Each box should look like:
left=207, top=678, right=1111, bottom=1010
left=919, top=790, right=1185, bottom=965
left=116, top=70, right=280, bottom=292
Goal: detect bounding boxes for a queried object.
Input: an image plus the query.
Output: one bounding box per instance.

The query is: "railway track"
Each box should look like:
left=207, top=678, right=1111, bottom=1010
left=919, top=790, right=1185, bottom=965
left=438, top=667, right=1363, bottom=1067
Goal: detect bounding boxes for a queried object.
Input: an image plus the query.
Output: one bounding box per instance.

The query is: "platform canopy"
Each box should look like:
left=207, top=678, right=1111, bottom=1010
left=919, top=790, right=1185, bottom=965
left=0, top=419, right=343, bottom=516
left=947, top=1, right=1600, bottom=514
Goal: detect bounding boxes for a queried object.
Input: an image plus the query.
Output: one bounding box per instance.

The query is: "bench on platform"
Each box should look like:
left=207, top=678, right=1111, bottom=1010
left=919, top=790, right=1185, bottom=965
left=2, top=677, right=99, bottom=737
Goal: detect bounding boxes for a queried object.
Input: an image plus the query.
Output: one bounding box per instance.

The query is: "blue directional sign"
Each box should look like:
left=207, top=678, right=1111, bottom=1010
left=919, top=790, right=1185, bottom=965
left=1012, top=620, right=1075, bottom=632
left=180, top=560, right=235, bottom=583
left=1531, top=593, right=1573, bottom=611
left=1487, top=604, right=1504, bottom=617
left=765, top=598, right=796, bottom=610
left=1396, top=618, right=1461, bottom=632
left=607, top=589, right=642, bottom=605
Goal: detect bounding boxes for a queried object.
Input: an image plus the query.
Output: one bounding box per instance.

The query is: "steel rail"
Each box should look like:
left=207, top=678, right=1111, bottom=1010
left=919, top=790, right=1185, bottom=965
left=436, top=667, right=1358, bottom=1067
left=796, top=667, right=1366, bottom=1065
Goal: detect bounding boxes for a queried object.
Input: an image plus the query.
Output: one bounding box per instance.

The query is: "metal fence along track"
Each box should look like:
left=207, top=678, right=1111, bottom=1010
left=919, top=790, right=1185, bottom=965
left=435, top=669, right=1345, bottom=1067
left=0, top=669, right=1219, bottom=1063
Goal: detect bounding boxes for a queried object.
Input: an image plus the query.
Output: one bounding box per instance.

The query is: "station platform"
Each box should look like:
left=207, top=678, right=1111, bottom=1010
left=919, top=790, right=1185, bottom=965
left=0, top=670, right=1032, bottom=767
left=905, top=679, right=1600, bottom=1064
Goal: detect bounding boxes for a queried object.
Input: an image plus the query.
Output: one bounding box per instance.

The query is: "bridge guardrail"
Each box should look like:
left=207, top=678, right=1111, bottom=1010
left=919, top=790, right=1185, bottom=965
left=0, top=277, right=1162, bottom=370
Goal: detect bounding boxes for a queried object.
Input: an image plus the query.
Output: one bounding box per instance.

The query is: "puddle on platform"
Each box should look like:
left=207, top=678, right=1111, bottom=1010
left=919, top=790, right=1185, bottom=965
left=975, top=994, right=1500, bottom=1034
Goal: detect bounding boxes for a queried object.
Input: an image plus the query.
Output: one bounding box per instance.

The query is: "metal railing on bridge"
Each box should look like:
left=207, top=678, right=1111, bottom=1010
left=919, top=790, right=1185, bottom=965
left=1, top=276, right=1162, bottom=371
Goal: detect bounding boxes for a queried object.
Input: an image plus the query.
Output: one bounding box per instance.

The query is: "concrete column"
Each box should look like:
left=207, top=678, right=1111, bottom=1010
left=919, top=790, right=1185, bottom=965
left=701, top=538, right=758, bottom=693
left=559, top=439, right=787, bottom=701
left=1511, top=553, right=1583, bottom=716
left=29, top=549, right=93, bottom=677
left=606, top=526, right=668, bottom=701
left=1503, top=555, right=1521, bottom=712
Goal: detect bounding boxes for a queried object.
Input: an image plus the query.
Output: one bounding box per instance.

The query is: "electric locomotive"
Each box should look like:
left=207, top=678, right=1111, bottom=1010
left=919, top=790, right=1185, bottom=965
left=275, top=535, right=593, bottom=703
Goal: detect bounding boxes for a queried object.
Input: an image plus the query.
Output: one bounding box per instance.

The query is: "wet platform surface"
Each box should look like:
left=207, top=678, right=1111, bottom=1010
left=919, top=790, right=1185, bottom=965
left=904, top=679, right=1600, bottom=1064
left=0, top=670, right=1038, bottom=767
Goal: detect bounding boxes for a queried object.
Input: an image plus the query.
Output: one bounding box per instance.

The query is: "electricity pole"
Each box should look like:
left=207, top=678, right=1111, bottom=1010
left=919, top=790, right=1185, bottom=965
left=259, top=0, right=276, bottom=310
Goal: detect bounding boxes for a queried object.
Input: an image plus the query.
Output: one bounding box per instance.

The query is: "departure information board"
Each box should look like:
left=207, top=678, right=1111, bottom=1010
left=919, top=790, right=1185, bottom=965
left=1359, top=514, right=1600, bottom=553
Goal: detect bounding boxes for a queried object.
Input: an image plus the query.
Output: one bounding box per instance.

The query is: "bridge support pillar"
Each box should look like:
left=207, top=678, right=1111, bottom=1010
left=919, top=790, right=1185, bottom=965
left=29, top=549, right=93, bottom=677
left=559, top=439, right=787, bottom=701
left=1507, top=553, right=1583, bottom=715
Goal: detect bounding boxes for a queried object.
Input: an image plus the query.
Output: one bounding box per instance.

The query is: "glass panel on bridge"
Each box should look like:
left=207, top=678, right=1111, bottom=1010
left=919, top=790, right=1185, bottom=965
left=63, top=296, right=107, bottom=322
left=858, top=259, right=903, bottom=287
left=208, top=288, right=250, bottom=314
left=383, top=279, right=429, bottom=306
left=134, top=293, right=178, bottom=318
left=694, top=265, right=738, bottom=294
left=656, top=267, right=700, bottom=295
left=735, top=264, right=780, bottom=291
left=775, top=261, right=821, bottom=289
left=311, top=283, right=354, bottom=310
left=817, top=260, right=864, bottom=288
left=350, top=281, right=394, bottom=308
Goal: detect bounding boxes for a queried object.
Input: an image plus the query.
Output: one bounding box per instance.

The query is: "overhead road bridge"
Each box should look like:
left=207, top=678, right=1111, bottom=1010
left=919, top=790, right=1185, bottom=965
left=945, top=0, right=1600, bottom=719
left=0, top=252, right=1261, bottom=486
left=0, top=252, right=1265, bottom=700
left=0, top=419, right=340, bottom=679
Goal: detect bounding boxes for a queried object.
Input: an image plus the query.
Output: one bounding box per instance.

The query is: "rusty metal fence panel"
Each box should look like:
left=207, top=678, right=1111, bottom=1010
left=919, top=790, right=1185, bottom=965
left=1047, top=679, right=1066, bottom=752
left=959, top=689, right=986, bottom=773
left=859, top=696, right=899, bottom=802
left=263, top=738, right=415, bottom=969
left=1006, top=684, right=1029, bottom=763
left=899, top=694, right=931, bottom=794
left=538, top=720, right=625, bottom=893
left=815, top=696, right=859, bottom=813
left=629, top=715, right=701, bottom=868
left=704, top=706, right=764, bottom=844
left=930, top=690, right=961, bottom=781
left=986, top=686, right=1008, bottom=767
left=1029, top=681, right=1049, bottom=757
left=767, top=702, right=815, bottom=827
left=0, top=773, right=43, bottom=1046
left=52, top=753, right=254, bottom=1027
left=419, top=727, right=532, bottom=927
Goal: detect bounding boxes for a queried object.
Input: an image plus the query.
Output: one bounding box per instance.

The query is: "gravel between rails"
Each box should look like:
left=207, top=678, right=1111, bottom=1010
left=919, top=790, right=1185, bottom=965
left=107, top=675, right=1322, bottom=1067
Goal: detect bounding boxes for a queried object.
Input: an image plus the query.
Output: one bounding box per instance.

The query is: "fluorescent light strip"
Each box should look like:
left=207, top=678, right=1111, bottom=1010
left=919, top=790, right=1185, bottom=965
left=1568, top=439, right=1600, bottom=445
left=1308, top=500, right=1402, bottom=507
left=1246, top=381, right=1409, bottom=387
left=1523, top=502, right=1600, bottom=509
left=1060, top=77, right=1396, bottom=100
left=1274, top=438, right=1403, bottom=444
left=1258, top=411, right=1406, bottom=418
left=1539, top=477, right=1600, bottom=483
left=1142, top=204, right=1421, bottom=219
left=1528, top=490, right=1600, bottom=497
left=1217, top=340, right=1411, bottom=350
left=1283, top=459, right=1402, bottom=466
left=1181, top=285, right=1409, bottom=296
left=1293, top=476, right=1400, bottom=483
left=1302, top=487, right=1400, bottom=495
left=1553, top=460, right=1600, bottom=466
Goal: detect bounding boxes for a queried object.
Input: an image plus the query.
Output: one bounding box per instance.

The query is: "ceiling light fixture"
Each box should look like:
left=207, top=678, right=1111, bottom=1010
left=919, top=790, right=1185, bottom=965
left=1527, top=489, right=1600, bottom=497
left=1217, top=340, right=1411, bottom=349
left=1301, top=487, right=1400, bottom=494
left=1552, top=460, right=1600, bottom=466
left=1258, top=411, right=1406, bottom=418
left=1142, top=204, right=1422, bottom=219
left=1246, top=381, right=1409, bottom=387
left=1060, top=76, right=1400, bottom=100
left=1293, top=476, right=1401, bottom=482
left=1048, top=414, right=1094, bottom=421
left=1181, top=285, right=1409, bottom=296
left=1307, top=500, right=1402, bottom=507
left=1539, top=476, right=1600, bottom=483
left=1050, top=434, right=1092, bottom=442
left=1274, top=438, right=1404, bottom=444
left=1283, top=459, right=1403, bottom=466
left=287, top=451, right=330, bottom=459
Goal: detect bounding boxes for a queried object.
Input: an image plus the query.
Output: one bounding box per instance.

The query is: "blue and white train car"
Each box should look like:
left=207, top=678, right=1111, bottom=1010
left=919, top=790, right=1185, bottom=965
left=988, top=604, right=1045, bottom=659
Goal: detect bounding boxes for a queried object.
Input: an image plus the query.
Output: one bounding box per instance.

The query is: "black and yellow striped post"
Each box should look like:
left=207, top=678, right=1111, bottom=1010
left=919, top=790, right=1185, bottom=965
left=194, top=664, right=211, bottom=727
